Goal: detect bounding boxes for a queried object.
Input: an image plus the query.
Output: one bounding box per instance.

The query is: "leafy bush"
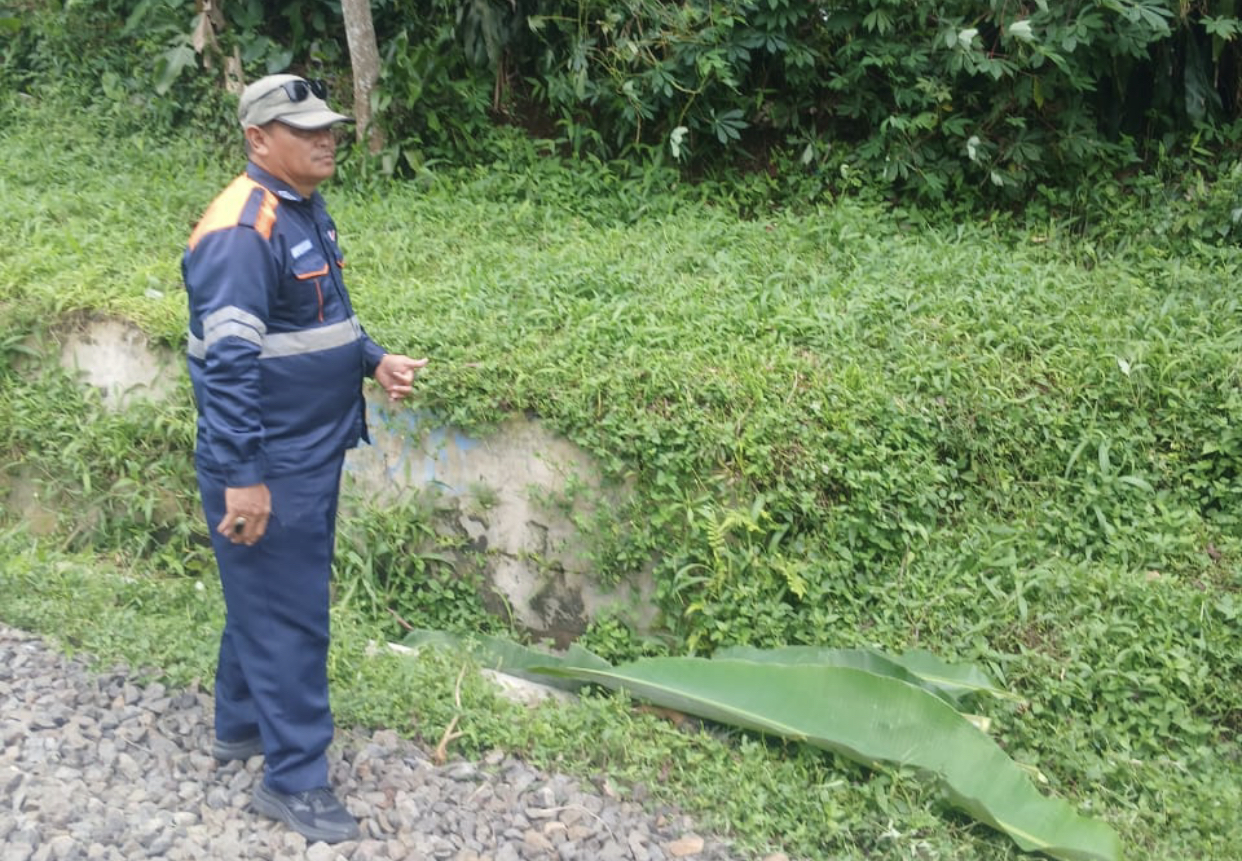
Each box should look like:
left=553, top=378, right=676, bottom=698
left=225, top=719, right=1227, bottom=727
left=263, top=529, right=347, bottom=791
left=11, top=0, right=1242, bottom=215
left=1, top=0, right=227, bottom=133
left=453, top=0, right=1242, bottom=204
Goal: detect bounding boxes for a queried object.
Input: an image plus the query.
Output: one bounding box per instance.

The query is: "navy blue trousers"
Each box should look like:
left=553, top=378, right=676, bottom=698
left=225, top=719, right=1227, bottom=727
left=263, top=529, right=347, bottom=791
left=197, top=453, right=344, bottom=794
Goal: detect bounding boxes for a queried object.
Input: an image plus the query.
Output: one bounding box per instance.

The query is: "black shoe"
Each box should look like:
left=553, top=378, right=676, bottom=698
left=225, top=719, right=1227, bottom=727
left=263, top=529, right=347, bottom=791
left=211, top=734, right=264, bottom=762
left=252, top=782, right=360, bottom=844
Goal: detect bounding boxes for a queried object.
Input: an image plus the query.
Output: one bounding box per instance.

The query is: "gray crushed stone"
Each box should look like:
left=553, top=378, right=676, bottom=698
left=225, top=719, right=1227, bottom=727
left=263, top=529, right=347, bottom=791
left=0, top=624, right=785, bottom=861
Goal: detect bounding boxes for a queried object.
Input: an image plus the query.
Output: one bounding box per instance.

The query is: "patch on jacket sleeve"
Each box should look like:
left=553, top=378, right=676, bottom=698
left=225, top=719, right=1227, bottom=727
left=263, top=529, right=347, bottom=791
left=188, top=175, right=279, bottom=250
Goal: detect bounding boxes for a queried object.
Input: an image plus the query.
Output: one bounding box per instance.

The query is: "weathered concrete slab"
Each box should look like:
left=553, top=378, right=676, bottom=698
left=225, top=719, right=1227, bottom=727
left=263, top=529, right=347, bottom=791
left=345, top=395, right=656, bottom=642
left=58, top=317, right=179, bottom=410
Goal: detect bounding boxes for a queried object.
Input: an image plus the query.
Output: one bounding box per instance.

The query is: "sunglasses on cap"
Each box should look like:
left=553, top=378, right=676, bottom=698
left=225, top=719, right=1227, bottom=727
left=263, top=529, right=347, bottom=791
left=269, top=78, right=328, bottom=103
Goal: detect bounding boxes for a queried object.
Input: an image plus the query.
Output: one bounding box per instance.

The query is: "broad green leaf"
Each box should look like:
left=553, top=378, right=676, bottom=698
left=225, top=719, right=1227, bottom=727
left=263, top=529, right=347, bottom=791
left=400, top=633, right=1119, bottom=859
left=888, top=648, right=1024, bottom=703
left=531, top=658, right=1123, bottom=861
left=714, top=644, right=970, bottom=706
left=718, top=645, right=1020, bottom=704
left=400, top=628, right=609, bottom=691
left=154, top=44, right=196, bottom=96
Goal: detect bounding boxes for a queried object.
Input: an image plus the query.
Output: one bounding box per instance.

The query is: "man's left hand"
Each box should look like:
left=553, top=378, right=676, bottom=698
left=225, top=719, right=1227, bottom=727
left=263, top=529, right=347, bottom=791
left=375, top=353, right=429, bottom=401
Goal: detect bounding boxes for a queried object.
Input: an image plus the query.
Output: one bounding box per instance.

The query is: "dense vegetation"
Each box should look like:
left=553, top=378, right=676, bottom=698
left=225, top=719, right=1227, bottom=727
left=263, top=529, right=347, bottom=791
left=6, top=0, right=1242, bottom=212
left=2, top=3, right=1241, bottom=859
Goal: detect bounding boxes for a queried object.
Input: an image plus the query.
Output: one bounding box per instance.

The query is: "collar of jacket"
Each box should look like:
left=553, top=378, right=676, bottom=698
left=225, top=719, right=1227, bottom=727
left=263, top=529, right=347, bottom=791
left=245, top=162, right=322, bottom=206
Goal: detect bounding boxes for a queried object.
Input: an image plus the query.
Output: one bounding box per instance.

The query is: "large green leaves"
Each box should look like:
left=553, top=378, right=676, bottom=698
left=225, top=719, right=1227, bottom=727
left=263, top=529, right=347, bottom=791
left=403, top=632, right=1123, bottom=861
left=402, top=629, right=611, bottom=690
left=715, top=644, right=1020, bottom=707
left=535, top=658, right=1121, bottom=861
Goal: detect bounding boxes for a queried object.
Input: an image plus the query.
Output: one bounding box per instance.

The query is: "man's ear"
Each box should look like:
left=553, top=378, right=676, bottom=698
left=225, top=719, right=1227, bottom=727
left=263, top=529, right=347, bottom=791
left=244, top=124, right=269, bottom=156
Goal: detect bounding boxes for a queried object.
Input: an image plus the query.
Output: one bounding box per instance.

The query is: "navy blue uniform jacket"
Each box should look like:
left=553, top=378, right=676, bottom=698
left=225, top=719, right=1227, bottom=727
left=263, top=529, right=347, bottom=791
left=183, top=163, right=385, bottom=486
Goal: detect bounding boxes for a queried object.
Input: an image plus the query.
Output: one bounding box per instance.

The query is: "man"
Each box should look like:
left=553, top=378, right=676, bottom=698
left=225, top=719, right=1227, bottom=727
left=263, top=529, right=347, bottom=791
left=182, top=74, right=427, bottom=844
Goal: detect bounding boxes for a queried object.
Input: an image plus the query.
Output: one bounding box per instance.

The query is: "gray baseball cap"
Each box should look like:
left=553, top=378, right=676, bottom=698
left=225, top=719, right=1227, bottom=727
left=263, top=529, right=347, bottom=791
left=238, top=74, right=353, bottom=130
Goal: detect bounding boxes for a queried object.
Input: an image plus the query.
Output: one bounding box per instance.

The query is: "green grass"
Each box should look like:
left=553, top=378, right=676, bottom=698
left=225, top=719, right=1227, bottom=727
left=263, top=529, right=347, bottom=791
left=2, top=89, right=1241, bottom=860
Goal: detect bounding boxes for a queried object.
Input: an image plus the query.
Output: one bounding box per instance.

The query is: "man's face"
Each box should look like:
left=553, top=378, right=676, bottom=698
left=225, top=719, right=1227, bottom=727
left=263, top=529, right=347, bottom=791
left=247, top=121, right=338, bottom=196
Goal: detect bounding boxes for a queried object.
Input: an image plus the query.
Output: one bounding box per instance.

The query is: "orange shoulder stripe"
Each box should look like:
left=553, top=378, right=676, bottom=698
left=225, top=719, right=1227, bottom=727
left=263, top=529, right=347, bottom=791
left=187, top=174, right=279, bottom=251
left=253, top=191, right=278, bottom=242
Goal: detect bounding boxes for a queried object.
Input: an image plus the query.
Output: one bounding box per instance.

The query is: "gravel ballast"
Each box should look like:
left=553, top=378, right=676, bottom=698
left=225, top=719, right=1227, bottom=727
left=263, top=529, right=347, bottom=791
left=0, top=624, right=777, bottom=861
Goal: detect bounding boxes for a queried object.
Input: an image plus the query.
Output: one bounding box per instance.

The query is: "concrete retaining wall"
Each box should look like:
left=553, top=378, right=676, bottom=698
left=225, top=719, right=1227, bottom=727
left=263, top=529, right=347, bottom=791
left=43, top=316, right=654, bottom=642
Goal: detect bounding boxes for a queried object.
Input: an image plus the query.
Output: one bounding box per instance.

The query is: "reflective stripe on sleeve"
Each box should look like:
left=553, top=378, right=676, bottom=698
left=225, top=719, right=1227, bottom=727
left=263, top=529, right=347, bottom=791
left=202, top=305, right=267, bottom=352
left=203, top=305, right=266, bottom=337
left=259, top=316, right=363, bottom=359
left=204, top=320, right=264, bottom=351
left=186, top=315, right=363, bottom=361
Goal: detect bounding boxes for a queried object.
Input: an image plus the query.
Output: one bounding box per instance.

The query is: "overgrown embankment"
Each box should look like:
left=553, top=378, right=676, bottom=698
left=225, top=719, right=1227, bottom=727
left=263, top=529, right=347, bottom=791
left=2, top=90, right=1241, bottom=860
